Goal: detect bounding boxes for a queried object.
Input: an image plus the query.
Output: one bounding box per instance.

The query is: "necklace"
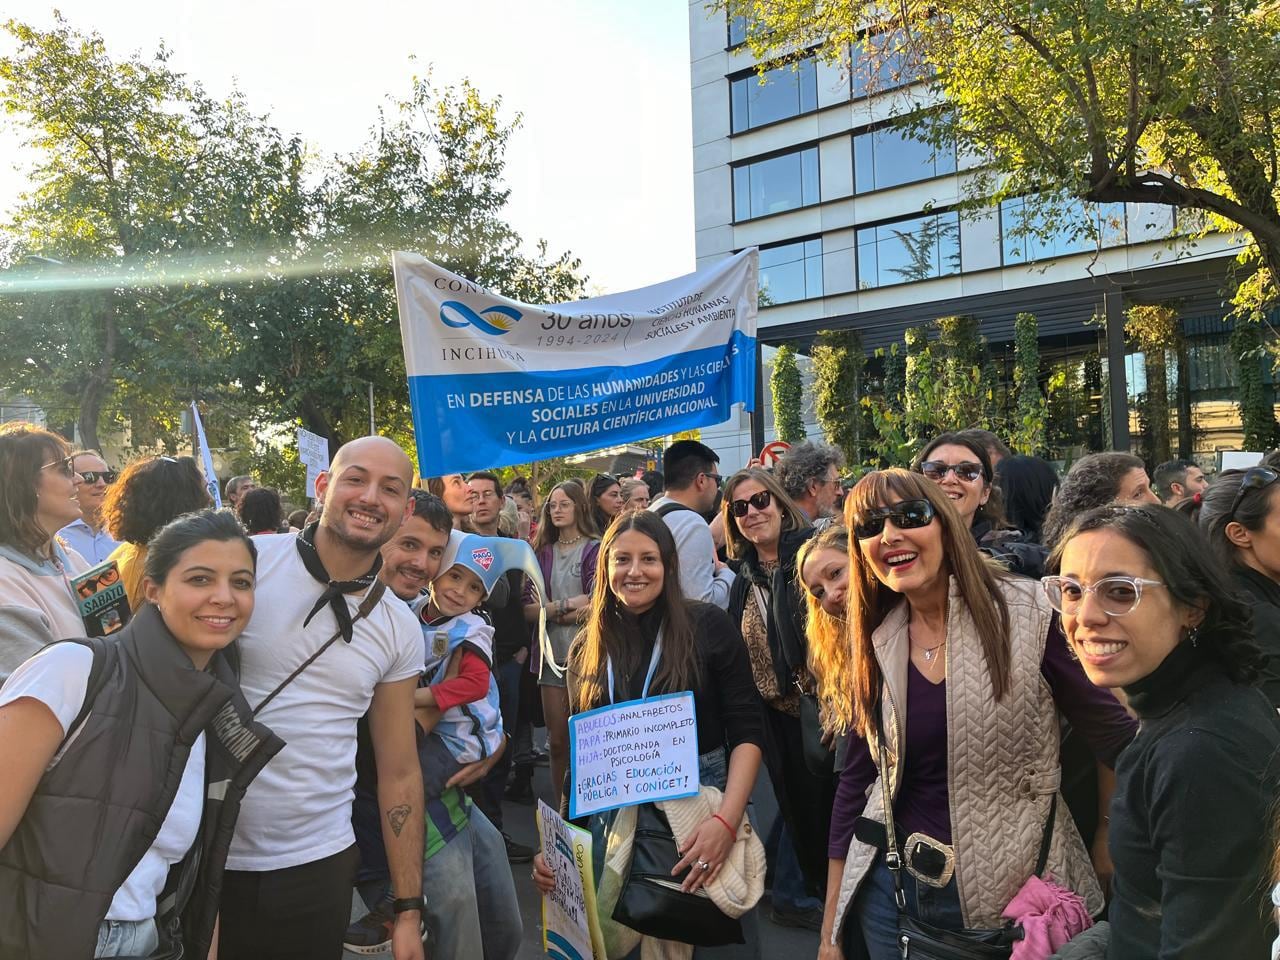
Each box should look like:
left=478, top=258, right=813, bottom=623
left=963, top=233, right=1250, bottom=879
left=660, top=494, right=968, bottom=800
left=557, top=533, right=584, bottom=548
left=909, top=625, right=947, bottom=662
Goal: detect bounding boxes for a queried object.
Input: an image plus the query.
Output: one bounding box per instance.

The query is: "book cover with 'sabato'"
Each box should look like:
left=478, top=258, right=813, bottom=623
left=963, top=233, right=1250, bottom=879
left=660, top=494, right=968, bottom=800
left=70, top=559, right=132, bottom=637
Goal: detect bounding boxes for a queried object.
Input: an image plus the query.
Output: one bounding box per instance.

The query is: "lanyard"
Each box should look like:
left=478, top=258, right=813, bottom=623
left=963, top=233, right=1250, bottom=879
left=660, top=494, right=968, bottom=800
left=605, top=626, right=663, bottom=705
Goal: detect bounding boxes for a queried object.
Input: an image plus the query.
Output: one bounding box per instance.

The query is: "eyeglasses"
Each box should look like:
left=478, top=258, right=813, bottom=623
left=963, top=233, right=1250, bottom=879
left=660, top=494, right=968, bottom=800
left=853, top=499, right=936, bottom=540
left=702, top=472, right=723, bottom=489
left=730, top=489, right=771, bottom=517
left=1229, top=466, right=1280, bottom=520
left=79, top=470, right=117, bottom=485
left=919, top=460, right=984, bottom=483
left=40, top=455, right=77, bottom=478
left=1041, top=576, right=1166, bottom=617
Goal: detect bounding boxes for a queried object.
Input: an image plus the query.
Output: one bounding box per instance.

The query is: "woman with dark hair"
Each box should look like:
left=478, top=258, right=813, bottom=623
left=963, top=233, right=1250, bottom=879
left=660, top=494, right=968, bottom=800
left=1194, top=466, right=1280, bottom=705
left=530, top=510, right=766, bottom=954
left=0, top=509, right=282, bottom=960
left=0, top=422, right=88, bottom=680
left=995, top=454, right=1061, bottom=544
left=237, top=486, right=285, bottom=536
left=1049, top=504, right=1280, bottom=957
left=818, top=470, right=1135, bottom=960
left=589, top=473, right=624, bottom=536
left=721, top=468, right=832, bottom=902
left=913, top=432, right=1047, bottom=576
left=523, top=480, right=601, bottom=808
left=1040, top=452, right=1157, bottom=549
left=103, top=456, right=212, bottom=611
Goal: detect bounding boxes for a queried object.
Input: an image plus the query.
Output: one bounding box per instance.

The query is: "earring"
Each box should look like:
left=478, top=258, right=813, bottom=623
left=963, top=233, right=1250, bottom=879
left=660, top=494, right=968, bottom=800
left=1187, top=626, right=1200, bottom=648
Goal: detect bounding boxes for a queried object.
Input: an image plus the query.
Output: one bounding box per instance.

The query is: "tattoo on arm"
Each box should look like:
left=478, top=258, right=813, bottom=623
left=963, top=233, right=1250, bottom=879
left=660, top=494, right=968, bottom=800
left=386, top=803, right=412, bottom=837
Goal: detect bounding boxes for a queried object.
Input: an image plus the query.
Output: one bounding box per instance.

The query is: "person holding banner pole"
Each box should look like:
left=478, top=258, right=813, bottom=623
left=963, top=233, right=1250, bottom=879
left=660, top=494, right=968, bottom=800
left=532, top=510, right=766, bottom=955
left=523, top=481, right=600, bottom=810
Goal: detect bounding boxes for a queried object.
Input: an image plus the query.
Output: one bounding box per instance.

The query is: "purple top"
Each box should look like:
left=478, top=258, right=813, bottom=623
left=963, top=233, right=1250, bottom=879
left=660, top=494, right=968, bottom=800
left=828, top=620, right=1137, bottom=857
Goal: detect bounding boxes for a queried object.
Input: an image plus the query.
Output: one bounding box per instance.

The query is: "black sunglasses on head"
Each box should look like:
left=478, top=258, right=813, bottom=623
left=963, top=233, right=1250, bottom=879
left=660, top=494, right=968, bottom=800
left=853, top=499, right=936, bottom=539
left=1229, top=466, right=1280, bottom=520
left=730, top=489, right=771, bottom=517
left=79, top=470, right=117, bottom=485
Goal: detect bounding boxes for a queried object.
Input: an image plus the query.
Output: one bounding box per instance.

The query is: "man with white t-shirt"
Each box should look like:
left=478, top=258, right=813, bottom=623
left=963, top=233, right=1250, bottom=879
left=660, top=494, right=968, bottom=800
left=648, top=439, right=735, bottom=608
left=217, top=437, right=426, bottom=960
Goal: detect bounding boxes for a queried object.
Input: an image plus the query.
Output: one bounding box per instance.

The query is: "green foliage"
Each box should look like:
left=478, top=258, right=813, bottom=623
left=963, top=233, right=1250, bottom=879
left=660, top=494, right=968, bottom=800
left=902, top=326, right=940, bottom=445
left=720, top=0, right=1280, bottom=313
left=934, top=315, right=990, bottom=431
left=811, top=329, right=866, bottom=465
left=1011, top=313, right=1047, bottom=454
left=769, top=343, right=806, bottom=443
left=1125, top=304, right=1181, bottom=464
left=1230, top=317, right=1277, bottom=450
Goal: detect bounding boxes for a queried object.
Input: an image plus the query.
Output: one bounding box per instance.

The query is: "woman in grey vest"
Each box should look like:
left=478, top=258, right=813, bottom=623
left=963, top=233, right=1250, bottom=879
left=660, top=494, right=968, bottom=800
left=0, top=509, right=283, bottom=960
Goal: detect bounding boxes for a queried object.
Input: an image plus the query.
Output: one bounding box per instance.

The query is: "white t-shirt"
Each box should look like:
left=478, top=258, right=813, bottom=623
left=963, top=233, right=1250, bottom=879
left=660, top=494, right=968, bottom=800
left=226, top=532, right=423, bottom=871
left=0, top=643, right=207, bottom=922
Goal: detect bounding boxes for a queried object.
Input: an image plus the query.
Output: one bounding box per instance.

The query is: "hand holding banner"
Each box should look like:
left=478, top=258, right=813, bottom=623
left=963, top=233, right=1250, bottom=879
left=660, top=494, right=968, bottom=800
left=536, top=800, right=604, bottom=960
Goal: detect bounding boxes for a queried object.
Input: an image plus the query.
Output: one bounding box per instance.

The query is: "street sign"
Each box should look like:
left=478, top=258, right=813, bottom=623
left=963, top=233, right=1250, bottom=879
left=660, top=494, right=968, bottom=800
left=759, top=440, right=790, bottom=468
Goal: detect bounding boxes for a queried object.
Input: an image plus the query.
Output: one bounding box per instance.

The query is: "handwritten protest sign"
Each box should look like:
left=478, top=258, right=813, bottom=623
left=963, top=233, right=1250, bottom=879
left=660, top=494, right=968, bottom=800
left=568, top=691, right=699, bottom=819
left=296, top=427, right=330, bottom=498
left=537, top=800, right=603, bottom=960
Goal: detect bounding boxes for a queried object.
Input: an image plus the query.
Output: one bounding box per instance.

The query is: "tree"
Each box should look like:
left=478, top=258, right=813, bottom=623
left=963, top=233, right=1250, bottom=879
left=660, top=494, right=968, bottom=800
left=1230, top=317, right=1277, bottom=450
left=1011, top=313, right=1047, bottom=454
left=812, top=329, right=867, bottom=464
left=723, top=0, right=1280, bottom=313
left=1125, top=304, right=1180, bottom=464
left=770, top=343, right=806, bottom=443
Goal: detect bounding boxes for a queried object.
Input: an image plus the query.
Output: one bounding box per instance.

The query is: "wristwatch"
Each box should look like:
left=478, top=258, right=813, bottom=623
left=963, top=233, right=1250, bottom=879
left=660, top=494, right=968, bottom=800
left=392, top=896, right=426, bottom=914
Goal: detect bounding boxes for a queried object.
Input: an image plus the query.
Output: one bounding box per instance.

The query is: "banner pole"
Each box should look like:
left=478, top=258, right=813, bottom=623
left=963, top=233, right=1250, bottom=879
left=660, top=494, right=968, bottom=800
left=750, top=339, right=765, bottom=457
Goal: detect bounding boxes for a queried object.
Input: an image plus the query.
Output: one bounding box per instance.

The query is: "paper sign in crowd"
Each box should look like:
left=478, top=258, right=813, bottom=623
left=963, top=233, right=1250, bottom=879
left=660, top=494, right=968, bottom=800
left=537, top=800, right=604, bottom=960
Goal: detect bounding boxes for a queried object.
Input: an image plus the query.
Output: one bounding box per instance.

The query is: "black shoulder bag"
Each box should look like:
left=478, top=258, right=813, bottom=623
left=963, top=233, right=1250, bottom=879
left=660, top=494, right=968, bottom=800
left=870, top=705, right=1055, bottom=959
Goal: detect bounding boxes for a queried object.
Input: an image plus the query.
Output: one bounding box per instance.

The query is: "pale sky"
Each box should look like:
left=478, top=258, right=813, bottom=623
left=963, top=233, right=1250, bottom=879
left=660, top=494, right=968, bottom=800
left=0, top=0, right=696, bottom=295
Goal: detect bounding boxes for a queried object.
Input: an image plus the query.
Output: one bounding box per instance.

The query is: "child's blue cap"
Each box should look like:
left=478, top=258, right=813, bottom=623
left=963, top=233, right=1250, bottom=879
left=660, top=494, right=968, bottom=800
left=437, top=530, right=546, bottom=602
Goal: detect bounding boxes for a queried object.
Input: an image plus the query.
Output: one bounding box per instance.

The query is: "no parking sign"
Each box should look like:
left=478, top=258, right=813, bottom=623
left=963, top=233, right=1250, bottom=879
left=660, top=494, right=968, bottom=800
left=759, top=440, right=790, bottom=468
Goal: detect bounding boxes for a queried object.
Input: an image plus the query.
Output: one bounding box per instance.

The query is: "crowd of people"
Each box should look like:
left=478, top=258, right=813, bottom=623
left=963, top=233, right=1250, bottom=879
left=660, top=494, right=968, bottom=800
left=0, top=418, right=1277, bottom=960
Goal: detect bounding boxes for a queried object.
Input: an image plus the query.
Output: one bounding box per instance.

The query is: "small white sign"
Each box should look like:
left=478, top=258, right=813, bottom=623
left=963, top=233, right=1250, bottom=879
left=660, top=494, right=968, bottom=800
left=536, top=800, right=603, bottom=960
left=568, top=690, right=699, bottom=819
left=297, top=427, right=330, bottom=469
left=1219, top=450, right=1263, bottom=472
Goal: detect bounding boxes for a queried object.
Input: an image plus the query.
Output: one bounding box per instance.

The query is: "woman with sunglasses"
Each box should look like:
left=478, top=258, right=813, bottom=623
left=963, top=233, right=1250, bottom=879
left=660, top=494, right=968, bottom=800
left=819, top=470, right=1135, bottom=960
left=589, top=473, right=625, bottom=536
left=721, top=468, right=833, bottom=902
left=913, top=432, right=1047, bottom=577
left=103, top=456, right=213, bottom=612
left=0, top=422, right=90, bottom=682
left=1040, top=452, right=1159, bottom=549
left=1194, top=466, right=1280, bottom=706
left=1048, top=503, right=1279, bottom=958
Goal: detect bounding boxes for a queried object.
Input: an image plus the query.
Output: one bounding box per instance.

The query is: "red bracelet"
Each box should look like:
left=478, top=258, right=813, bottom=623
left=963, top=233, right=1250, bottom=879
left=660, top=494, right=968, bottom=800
left=712, top=813, right=737, bottom=840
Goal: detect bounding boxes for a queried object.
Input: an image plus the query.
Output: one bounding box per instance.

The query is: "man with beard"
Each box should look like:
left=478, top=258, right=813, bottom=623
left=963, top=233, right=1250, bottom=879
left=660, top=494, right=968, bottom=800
left=218, top=437, right=425, bottom=960
left=774, top=441, right=844, bottom=525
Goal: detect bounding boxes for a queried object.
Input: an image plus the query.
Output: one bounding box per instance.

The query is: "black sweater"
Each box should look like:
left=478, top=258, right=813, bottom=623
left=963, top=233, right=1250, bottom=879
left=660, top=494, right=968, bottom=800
left=1232, top=565, right=1280, bottom=707
left=1108, top=641, right=1280, bottom=959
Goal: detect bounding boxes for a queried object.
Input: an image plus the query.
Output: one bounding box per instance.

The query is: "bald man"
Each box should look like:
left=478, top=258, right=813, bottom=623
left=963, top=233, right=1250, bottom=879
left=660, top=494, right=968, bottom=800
left=219, top=437, right=426, bottom=960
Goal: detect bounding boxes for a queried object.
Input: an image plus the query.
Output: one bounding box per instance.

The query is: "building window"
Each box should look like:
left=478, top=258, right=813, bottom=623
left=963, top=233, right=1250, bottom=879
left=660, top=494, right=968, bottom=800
left=1000, top=196, right=1127, bottom=265
left=733, top=146, right=820, bottom=221
left=731, top=60, right=818, bottom=133
left=856, top=211, right=961, bottom=288
left=728, top=13, right=748, bottom=47
left=853, top=123, right=955, bottom=193
left=759, top=239, right=824, bottom=304
left=851, top=31, right=928, bottom=99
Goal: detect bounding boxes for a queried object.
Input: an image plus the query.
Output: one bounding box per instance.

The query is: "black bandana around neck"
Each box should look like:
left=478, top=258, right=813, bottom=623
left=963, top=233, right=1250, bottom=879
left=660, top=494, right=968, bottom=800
left=295, top=522, right=383, bottom=643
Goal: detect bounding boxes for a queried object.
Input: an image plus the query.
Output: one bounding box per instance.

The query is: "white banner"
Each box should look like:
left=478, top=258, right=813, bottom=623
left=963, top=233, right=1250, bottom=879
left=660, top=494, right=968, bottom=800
left=190, top=403, right=222, bottom=509
left=297, top=427, right=330, bottom=499
left=392, top=251, right=758, bottom=474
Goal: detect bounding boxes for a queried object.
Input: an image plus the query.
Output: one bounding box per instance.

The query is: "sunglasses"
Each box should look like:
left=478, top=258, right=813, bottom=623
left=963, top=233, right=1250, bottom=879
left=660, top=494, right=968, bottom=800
left=730, top=489, right=771, bottom=517
left=919, top=460, right=984, bottom=483
left=853, top=499, right=936, bottom=539
left=1229, top=466, right=1279, bottom=520
left=40, top=455, right=77, bottom=478
left=1041, top=575, right=1165, bottom=617
left=79, top=470, right=118, bottom=485
left=702, top=471, right=724, bottom=489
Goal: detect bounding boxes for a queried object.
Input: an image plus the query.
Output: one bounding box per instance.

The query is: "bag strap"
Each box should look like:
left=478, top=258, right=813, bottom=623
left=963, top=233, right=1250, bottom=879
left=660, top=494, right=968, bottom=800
left=252, top=579, right=387, bottom=718
left=654, top=502, right=695, bottom=519
left=55, top=637, right=113, bottom=758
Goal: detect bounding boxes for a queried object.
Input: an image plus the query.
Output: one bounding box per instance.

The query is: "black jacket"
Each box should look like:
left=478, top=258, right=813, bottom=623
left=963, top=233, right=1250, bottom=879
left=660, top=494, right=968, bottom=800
left=971, top=518, right=1049, bottom=579
left=1232, top=565, right=1280, bottom=706
left=1108, top=641, right=1280, bottom=959
left=0, top=604, right=283, bottom=960
left=726, top=526, right=815, bottom=694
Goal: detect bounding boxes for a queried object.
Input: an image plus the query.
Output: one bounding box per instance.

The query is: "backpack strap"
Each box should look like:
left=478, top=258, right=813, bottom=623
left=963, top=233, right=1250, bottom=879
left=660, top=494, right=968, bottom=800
left=654, top=501, right=696, bottom=519
left=54, top=637, right=114, bottom=758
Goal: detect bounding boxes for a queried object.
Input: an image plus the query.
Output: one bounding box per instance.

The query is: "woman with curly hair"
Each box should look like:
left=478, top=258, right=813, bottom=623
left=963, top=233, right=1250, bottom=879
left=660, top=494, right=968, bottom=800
left=1040, top=452, right=1157, bottom=549
left=236, top=486, right=285, bottom=536
left=103, top=456, right=212, bottom=611
left=1049, top=504, right=1280, bottom=957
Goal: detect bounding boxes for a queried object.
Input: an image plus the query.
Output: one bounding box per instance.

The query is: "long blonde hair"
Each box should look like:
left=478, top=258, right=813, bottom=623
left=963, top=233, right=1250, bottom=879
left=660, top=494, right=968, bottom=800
left=842, top=469, right=1011, bottom=739
left=796, top=524, right=853, bottom=734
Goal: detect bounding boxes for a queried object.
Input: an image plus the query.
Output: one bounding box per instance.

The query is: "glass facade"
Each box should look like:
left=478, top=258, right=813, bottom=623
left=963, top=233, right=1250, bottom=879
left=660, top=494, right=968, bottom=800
left=728, top=14, right=748, bottom=47
left=856, top=211, right=961, bottom=288
left=759, top=239, right=824, bottom=304
left=731, top=60, right=818, bottom=133
left=851, top=31, right=927, bottom=98
left=853, top=124, right=955, bottom=193
left=1000, top=196, right=1127, bottom=264
left=733, top=146, right=820, bottom=221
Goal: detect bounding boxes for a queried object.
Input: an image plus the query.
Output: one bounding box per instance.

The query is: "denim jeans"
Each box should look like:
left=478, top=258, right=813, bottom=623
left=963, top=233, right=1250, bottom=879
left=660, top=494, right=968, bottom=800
left=852, top=854, right=965, bottom=960
left=94, top=918, right=159, bottom=958
left=471, top=655, right=524, bottom=829
left=769, top=820, right=823, bottom=912
left=359, top=806, right=522, bottom=960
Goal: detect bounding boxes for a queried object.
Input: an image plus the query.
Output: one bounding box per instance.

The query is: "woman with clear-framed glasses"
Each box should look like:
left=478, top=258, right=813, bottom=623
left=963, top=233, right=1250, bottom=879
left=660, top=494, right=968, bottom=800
left=1195, top=465, right=1280, bottom=706
left=1047, top=503, right=1280, bottom=959
left=817, top=469, right=1135, bottom=960
left=0, top=421, right=89, bottom=682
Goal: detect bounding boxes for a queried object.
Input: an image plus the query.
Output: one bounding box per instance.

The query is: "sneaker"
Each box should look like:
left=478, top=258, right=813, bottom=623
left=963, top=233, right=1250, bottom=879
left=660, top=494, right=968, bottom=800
left=344, top=893, right=394, bottom=955
left=769, top=903, right=823, bottom=932
left=504, top=833, right=536, bottom=863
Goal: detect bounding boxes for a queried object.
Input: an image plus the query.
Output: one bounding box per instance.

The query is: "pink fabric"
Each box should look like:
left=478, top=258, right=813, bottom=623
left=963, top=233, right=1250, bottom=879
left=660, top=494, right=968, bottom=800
left=1002, top=875, right=1094, bottom=960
